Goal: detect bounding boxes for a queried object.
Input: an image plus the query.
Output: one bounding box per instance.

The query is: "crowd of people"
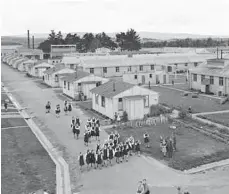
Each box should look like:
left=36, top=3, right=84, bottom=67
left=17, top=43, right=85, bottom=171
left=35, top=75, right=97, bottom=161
left=78, top=128, right=142, bottom=171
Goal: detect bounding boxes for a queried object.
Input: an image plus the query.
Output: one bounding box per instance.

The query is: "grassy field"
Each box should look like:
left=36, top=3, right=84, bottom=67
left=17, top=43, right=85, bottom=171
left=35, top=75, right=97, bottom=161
left=148, top=86, right=229, bottom=113
left=105, top=121, right=229, bottom=170
left=197, top=113, right=229, bottom=128
left=1, top=118, right=56, bottom=194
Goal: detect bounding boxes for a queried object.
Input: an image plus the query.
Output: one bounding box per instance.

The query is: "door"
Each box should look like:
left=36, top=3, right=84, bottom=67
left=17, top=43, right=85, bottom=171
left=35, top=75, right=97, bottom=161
left=163, top=74, right=166, bottom=84
left=156, top=75, right=159, bottom=84
left=142, top=75, right=145, bottom=84
left=205, top=85, right=210, bottom=94
left=133, top=99, right=144, bottom=120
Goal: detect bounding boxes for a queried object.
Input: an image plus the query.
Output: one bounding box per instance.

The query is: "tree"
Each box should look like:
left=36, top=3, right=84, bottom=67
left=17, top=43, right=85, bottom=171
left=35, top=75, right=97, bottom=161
left=124, top=29, right=141, bottom=51
left=81, top=33, right=95, bottom=52
left=116, top=32, right=126, bottom=51
left=95, top=32, right=117, bottom=50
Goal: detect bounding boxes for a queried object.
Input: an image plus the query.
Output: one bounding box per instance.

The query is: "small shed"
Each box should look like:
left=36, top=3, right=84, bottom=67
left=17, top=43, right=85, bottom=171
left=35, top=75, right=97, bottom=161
left=61, top=71, right=109, bottom=100
left=90, top=80, right=159, bottom=120
left=18, top=59, right=37, bottom=72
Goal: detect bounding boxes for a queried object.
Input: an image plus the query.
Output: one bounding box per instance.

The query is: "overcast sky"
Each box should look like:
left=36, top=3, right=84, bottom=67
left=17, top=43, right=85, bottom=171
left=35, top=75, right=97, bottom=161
left=1, top=0, right=229, bottom=36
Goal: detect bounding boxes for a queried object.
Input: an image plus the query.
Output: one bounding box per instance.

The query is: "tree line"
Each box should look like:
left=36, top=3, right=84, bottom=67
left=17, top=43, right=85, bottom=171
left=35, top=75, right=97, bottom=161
left=141, top=38, right=228, bottom=48
left=38, top=29, right=141, bottom=53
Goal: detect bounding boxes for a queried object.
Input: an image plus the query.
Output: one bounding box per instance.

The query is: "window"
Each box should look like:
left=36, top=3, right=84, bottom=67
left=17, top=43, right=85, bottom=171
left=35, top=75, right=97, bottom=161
left=116, top=67, right=119, bottom=72
left=128, top=66, right=132, bottom=72
left=185, top=63, right=188, bottom=67
left=193, top=74, right=197, bottom=82
left=149, top=74, right=152, bottom=78
left=103, top=67, right=107, bottom=73
left=96, top=82, right=101, bottom=87
left=95, top=94, right=99, bottom=104
left=201, top=75, right=205, bottom=83
left=210, top=76, right=214, bottom=85
left=67, top=82, right=70, bottom=90
left=139, top=65, right=143, bottom=71
left=90, top=68, right=94, bottom=74
left=151, top=65, right=154, bottom=70
left=144, top=95, right=149, bottom=107
left=194, top=62, right=198, bottom=67
left=64, top=81, right=66, bottom=88
left=118, top=98, right=123, bottom=110
left=134, top=75, right=138, bottom=79
left=101, top=96, right=105, bottom=107
left=219, top=77, right=224, bottom=86
left=78, top=83, right=81, bottom=86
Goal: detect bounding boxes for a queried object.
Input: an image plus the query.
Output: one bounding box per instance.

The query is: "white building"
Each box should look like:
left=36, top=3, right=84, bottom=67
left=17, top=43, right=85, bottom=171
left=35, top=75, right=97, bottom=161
left=17, top=59, right=37, bottom=72
left=61, top=71, right=109, bottom=100
left=1, top=45, right=22, bottom=56
left=61, top=55, right=81, bottom=70
left=43, top=64, right=76, bottom=87
left=48, top=57, right=62, bottom=65
left=90, top=80, right=159, bottom=120
left=27, top=62, right=54, bottom=78
left=189, top=58, right=229, bottom=96
left=50, top=45, right=76, bottom=58
left=123, top=70, right=169, bottom=85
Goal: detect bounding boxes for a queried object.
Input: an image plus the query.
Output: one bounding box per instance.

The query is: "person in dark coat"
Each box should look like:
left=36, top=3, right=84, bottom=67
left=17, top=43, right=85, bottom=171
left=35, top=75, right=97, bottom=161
left=85, top=150, right=90, bottom=170
left=172, top=132, right=177, bottom=151
left=75, top=123, right=80, bottom=139
left=102, top=146, right=108, bottom=167
left=84, top=131, right=89, bottom=146
left=64, top=101, right=68, bottom=115
left=45, top=101, right=51, bottom=113
left=96, top=150, right=103, bottom=169
left=78, top=152, right=84, bottom=170
left=115, top=146, right=120, bottom=163
left=68, top=102, right=72, bottom=112
left=142, top=179, right=150, bottom=194
left=55, top=104, right=61, bottom=118
left=143, top=133, right=150, bottom=148
left=90, top=150, right=96, bottom=169
left=108, top=146, right=114, bottom=165
left=135, top=140, right=141, bottom=156
left=168, top=138, right=173, bottom=158
left=95, top=123, right=100, bottom=141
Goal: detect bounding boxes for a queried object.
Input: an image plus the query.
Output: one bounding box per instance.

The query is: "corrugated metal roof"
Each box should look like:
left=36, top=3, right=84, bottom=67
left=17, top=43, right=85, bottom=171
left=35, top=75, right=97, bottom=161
left=90, top=80, right=134, bottom=98
left=61, top=71, right=90, bottom=82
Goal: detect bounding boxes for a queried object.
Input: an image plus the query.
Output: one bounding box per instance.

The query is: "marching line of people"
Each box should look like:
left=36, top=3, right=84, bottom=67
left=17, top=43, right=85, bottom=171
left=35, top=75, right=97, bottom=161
left=79, top=129, right=142, bottom=171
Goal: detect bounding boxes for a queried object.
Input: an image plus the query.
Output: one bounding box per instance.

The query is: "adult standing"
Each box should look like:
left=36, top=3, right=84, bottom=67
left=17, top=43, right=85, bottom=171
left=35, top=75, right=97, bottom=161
left=142, top=179, right=150, bottom=194
left=68, top=102, right=72, bottom=113
left=172, top=132, right=177, bottom=151
left=4, top=99, right=8, bottom=112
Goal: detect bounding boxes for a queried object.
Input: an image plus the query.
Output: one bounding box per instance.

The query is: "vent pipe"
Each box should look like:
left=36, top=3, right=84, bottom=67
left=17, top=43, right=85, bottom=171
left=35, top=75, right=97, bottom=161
left=27, top=30, right=30, bottom=49
left=32, top=36, right=34, bottom=49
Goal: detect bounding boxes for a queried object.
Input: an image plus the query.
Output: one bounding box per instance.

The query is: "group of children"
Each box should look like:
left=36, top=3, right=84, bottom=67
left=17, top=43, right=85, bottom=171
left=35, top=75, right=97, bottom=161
left=45, top=100, right=73, bottom=118
left=160, top=132, right=176, bottom=158
left=79, top=131, right=142, bottom=171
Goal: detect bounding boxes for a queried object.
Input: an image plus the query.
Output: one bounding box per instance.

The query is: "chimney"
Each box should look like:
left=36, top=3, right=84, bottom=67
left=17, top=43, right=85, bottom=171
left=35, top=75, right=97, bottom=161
left=27, top=30, right=30, bottom=49
left=113, top=82, right=116, bottom=91
left=32, top=36, right=34, bottom=49
left=216, top=47, right=219, bottom=59
left=221, top=50, right=223, bottom=59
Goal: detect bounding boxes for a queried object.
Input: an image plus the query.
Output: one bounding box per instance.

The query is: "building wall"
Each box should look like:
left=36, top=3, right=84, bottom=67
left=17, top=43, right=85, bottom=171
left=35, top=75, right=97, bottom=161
left=48, top=59, right=62, bottom=65
left=92, top=85, right=159, bottom=119
left=190, top=73, right=227, bottom=95
left=122, top=71, right=169, bottom=85
left=63, top=81, right=75, bottom=99
left=1, top=49, right=17, bottom=56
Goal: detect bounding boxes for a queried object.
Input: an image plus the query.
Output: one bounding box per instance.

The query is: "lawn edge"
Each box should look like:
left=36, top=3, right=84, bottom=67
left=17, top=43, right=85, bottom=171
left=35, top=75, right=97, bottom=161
left=3, top=85, right=72, bottom=194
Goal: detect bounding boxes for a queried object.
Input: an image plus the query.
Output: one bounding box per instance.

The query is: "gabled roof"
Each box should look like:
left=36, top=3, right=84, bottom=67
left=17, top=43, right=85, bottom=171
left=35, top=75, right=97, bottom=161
left=33, top=62, right=54, bottom=69
left=61, top=71, right=90, bottom=82
left=43, top=64, right=66, bottom=74
left=90, top=80, right=134, bottom=98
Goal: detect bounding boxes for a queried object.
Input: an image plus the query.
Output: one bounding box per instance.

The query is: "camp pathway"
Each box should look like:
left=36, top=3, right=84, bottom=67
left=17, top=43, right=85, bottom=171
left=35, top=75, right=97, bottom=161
left=1, top=63, right=229, bottom=194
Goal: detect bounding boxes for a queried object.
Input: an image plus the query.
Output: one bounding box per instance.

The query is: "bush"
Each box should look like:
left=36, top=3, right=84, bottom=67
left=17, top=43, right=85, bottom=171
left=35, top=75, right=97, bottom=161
left=179, top=109, right=187, bottom=119
left=122, top=111, right=128, bottom=122
left=149, top=105, right=172, bottom=117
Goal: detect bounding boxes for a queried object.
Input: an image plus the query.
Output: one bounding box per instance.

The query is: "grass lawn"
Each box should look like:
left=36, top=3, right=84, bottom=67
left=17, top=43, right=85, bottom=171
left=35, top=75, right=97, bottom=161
left=198, top=113, right=229, bottom=128
left=1, top=119, right=56, bottom=194
left=148, top=86, right=229, bottom=113
left=105, top=121, right=229, bottom=170
left=1, top=118, right=27, bottom=128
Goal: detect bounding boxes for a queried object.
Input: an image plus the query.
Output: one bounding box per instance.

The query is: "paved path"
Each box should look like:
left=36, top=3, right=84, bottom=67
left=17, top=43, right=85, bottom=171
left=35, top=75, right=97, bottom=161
left=2, top=63, right=229, bottom=194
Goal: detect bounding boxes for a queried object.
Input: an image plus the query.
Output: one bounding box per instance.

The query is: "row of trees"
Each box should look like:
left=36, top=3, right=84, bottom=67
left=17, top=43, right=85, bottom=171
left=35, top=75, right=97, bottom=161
left=142, top=38, right=227, bottom=48
left=38, top=29, right=141, bottom=53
